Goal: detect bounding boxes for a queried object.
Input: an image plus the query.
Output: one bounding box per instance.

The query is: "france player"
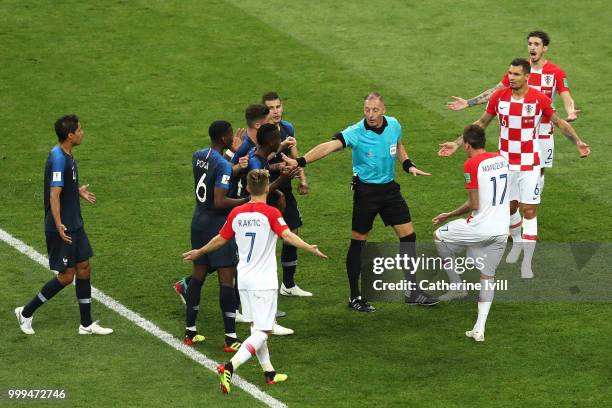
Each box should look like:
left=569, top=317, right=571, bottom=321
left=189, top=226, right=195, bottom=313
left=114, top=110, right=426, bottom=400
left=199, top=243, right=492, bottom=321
left=15, top=115, right=112, bottom=336
left=182, top=120, right=249, bottom=352
left=262, top=91, right=313, bottom=298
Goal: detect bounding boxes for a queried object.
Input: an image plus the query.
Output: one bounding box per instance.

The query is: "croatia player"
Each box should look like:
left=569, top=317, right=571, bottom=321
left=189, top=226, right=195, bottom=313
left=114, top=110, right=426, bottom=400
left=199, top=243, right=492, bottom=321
left=439, top=58, right=590, bottom=278
left=447, top=31, right=581, bottom=261
left=183, top=169, right=327, bottom=393
left=433, top=125, right=509, bottom=342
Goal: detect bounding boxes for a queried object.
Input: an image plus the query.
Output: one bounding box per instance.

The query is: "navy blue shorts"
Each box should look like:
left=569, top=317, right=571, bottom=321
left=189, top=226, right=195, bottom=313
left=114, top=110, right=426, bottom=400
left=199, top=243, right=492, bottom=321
left=268, top=189, right=303, bottom=230
left=45, top=228, right=93, bottom=272
left=191, top=215, right=238, bottom=270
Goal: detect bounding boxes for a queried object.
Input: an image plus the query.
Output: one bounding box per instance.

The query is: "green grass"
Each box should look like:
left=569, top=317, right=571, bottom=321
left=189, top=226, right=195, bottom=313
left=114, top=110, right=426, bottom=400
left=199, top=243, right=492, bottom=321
left=1, top=0, right=611, bottom=406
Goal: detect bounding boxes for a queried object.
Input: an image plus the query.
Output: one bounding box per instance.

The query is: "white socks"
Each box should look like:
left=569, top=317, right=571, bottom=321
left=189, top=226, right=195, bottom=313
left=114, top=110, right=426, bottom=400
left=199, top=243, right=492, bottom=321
left=506, top=211, right=523, bottom=263
left=474, top=278, right=494, bottom=334
left=521, top=217, right=538, bottom=278
left=251, top=327, right=273, bottom=372
left=230, top=330, right=268, bottom=370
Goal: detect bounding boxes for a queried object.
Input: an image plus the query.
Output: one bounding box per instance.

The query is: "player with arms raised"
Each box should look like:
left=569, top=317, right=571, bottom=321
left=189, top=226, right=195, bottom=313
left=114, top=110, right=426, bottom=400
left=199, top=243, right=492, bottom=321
left=183, top=169, right=327, bottom=393
left=439, top=59, right=590, bottom=278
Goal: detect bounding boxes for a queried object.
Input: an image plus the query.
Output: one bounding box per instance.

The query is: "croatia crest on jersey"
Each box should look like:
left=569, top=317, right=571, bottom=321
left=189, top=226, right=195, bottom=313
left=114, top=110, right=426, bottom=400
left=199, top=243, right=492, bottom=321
left=542, top=74, right=555, bottom=87
left=522, top=103, right=536, bottom=116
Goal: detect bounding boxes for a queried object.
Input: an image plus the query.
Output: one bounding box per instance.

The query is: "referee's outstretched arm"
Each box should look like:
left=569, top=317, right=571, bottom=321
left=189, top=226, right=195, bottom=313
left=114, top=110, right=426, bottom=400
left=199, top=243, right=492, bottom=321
left=281, top=139, right=344, bottom=168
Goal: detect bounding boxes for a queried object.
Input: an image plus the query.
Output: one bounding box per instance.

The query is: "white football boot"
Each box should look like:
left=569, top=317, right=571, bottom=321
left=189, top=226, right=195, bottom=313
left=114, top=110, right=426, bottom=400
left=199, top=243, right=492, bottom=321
left=280, top=283, right=312, bottom=297
left=15, top=306, right=35, bottom=335
left=79, top=321, right=113, bottom=335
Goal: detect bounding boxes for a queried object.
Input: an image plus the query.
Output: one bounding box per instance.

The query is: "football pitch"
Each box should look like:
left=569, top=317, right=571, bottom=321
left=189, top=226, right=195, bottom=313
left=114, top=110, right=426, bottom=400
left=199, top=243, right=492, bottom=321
left=1, top=1, right=611, bottom=406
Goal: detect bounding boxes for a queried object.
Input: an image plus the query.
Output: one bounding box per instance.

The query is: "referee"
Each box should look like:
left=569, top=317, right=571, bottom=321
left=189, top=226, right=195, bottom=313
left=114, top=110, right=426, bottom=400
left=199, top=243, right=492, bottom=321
left=283, top=93, right=438, bottom=311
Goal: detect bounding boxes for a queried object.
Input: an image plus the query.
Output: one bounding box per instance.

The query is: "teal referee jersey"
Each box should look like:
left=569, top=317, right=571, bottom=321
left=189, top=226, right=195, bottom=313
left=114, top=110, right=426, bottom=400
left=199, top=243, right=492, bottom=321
left=338, top=116, right=402, bottom=184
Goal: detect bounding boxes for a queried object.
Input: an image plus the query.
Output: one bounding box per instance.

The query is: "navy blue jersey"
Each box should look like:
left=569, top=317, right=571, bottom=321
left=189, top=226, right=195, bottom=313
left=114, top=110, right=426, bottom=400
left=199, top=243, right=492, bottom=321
left=232, top=150, right=269, bottom=199
left=269, top=120, right=295, bottom=191
left=192, top=148, right=232, bottom=221
left=44, top=145, right=83, bottom=232
left=230, top=136, right=256, bottom=165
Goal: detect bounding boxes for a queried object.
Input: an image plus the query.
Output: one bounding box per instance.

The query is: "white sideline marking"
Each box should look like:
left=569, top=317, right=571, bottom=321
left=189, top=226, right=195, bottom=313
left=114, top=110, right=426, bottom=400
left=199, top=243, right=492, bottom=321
left=0, top=228, right=287, bottom=408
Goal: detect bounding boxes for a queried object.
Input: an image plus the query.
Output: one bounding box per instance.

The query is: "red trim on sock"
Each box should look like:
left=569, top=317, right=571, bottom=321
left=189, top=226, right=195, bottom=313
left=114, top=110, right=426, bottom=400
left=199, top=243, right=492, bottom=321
left=245, top=343, right=256, bottom=356
left=522, top=234, right=538, bottom=241
left=510, top=222, right=522, bottom=229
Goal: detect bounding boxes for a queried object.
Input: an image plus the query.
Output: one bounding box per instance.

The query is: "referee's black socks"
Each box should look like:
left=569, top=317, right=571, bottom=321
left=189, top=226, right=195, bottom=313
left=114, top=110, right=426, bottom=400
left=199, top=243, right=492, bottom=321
left=346, top=239, right=366, bottom=300
left=400, top=233, right=417, bottom=291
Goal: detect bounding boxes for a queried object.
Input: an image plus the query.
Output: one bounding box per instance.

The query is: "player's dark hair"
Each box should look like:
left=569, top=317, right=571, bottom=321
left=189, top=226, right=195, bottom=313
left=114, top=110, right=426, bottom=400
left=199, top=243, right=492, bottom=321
left=364, top=92, right=384, bottom=103
left=527, top=30, right=550, bottom=46
left=208, top=120, right=232, bottom=143
left=54, top=114, right=80, bottom=142
left=261, top=91, right=281, bottom=103
left=245, top=104, right=270, bottom=127
left=247, top=169, right=269, bottom=195
left=510, top=58, right=531, bottom=74
left=463, top=124, right=486, bottom=149
left=256, top=123, right=280, bottom=147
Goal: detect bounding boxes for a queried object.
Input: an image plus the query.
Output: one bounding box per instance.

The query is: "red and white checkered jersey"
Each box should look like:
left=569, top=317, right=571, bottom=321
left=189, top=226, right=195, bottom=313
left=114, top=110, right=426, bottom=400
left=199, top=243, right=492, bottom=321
left=501, top=61, right=569, bottom=139
left=463, top=152, right=510, bottom=236
left=486, top=87, right=554, bottom=170
left=220, top=202, right=289, bottom=290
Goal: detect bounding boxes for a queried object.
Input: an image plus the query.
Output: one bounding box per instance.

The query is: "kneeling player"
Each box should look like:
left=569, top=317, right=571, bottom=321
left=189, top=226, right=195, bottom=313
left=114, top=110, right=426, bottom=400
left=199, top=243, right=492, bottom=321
left=183, top=169, right=327, bottom=393
left=432, top=125, right=509, bottom=342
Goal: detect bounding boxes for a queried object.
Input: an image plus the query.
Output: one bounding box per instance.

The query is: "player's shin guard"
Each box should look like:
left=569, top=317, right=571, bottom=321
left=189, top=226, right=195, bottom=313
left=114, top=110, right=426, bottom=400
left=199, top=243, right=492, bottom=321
left=22, top=277, right=66, bottom=318
left=220, top=285, right=237, bottom=338
left=346, top=239, right=365, bottom=299
left=474, top=277, right=494, bottom=334
left=434, top=240, right=461, bottom=285
left=186, top=276, right=203, bottom=328
left=281, top=244, right=298, bottom=289
left=521, top=217, right=538, bottom=278
left=506, top=211, right=523, bottom=263
left=230, top=330, right=268, bottom=370
left=400, top=233, right=417, bottom=296
left=75, top=278, right=93, bottom=327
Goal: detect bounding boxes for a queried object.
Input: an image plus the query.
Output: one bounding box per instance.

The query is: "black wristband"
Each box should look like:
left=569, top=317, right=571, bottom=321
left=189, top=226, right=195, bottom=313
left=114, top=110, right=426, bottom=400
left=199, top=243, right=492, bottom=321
left=296, top=156, right=307, bottom=168
left=402, top=159, right=414, bottom=173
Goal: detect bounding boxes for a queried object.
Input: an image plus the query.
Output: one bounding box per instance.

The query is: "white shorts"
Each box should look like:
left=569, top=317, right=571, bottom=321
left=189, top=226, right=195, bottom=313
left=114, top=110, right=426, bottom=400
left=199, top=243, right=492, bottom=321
left=508, top=167, right=541, bottom=204
left=239, top=289, right=277, bottom=331
left=435, top=225, right=507, bottom=277
left=436, top=219, right=499, bottom=245
left=538, top=135, right=554, bottom=168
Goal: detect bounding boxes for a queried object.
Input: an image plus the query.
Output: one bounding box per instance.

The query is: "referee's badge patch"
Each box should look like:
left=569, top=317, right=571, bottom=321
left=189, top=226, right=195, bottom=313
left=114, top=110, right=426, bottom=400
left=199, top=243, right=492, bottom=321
left=390, top=144, right=397, bottom=156
left=52, top=171, right=62, bottom=182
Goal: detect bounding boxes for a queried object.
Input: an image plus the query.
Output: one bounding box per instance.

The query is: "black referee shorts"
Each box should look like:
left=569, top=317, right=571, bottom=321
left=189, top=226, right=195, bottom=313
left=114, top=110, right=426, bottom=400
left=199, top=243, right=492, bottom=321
left=352, top=179, right=411, bottom=234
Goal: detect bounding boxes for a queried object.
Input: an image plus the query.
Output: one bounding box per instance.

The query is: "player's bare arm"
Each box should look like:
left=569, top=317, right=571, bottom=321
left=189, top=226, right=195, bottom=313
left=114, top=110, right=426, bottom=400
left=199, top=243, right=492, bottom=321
left=182, top=234, right=228, bottom=261
left=438, top=112, right=495, bottom=157
left=432, top=190, right=478, bottom=225
left=282, top=139, right=344, bottom=167
left=290, top=144, right=309, bottom=194
left=397, top=143, right=431, bottom=176
left=50, top=186, right=72, bottom=244
left=79, top=184, right=96, bottom=204
left=559, top=91, right=580, bottom=122
left=214, top=187, right=249, bottom=209
left=280, top=229, right=328, bottom=259
left=550, top=113, right=591, bottom=157
left=447, top=82, right=505, bottom=111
